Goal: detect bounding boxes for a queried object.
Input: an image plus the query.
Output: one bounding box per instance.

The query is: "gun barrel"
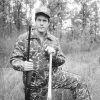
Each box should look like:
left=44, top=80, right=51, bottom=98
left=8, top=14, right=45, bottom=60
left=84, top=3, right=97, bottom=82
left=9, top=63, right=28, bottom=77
left=25, top=25, right=32, bottom=100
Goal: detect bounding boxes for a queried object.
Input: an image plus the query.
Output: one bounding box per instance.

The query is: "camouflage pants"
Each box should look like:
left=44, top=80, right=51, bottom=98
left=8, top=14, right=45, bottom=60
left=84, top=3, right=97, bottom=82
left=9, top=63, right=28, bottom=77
left=26, top=68, right=91, bottom=100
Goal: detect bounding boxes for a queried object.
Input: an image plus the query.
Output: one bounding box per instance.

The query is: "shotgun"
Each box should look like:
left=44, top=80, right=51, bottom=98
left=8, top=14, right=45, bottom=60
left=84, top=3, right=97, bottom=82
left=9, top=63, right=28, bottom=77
left=25, top=25, right=33, bottom=100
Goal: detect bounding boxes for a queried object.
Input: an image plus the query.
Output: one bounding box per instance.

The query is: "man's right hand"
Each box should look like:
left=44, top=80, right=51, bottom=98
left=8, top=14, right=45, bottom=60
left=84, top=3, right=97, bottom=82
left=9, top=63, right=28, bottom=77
left=22, top=61, right=34, bottom=71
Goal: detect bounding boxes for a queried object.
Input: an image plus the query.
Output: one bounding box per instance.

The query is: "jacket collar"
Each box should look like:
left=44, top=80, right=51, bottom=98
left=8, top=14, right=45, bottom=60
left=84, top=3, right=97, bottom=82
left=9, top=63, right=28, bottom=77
left=31, top=29, right=52, bottom=41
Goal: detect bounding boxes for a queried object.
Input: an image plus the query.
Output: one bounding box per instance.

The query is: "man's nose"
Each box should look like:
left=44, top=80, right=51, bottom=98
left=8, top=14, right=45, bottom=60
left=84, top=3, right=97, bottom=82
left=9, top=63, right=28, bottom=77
left=40, top=21, right=44, bottom=26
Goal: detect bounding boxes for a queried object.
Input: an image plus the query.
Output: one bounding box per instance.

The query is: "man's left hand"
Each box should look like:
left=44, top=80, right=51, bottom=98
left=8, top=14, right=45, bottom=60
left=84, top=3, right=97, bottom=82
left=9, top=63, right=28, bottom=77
left=45, top=46, right=56, bottom=56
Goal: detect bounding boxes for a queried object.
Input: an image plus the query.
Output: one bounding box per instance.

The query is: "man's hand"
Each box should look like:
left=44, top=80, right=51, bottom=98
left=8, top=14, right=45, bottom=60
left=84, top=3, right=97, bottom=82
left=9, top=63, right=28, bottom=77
left=45, top=46, right=56, bottom=56
left=22, top=61, right=33, bottom=71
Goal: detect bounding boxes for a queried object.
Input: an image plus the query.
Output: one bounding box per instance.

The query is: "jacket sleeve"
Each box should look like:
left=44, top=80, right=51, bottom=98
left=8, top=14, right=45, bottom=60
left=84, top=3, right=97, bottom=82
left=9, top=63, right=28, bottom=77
left=44, top=38, right=65, bottom=68
left=52, top=39, right=65, bottom=67
left=10, top=35, right=27, bottom=71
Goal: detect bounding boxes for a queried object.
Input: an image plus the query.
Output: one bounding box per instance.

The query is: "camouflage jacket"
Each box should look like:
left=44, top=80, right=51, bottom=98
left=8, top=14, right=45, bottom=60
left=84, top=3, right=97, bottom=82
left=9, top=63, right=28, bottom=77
left=10, top=29, right=65, bottom=85
left=10, top=30, right=91, bottom=100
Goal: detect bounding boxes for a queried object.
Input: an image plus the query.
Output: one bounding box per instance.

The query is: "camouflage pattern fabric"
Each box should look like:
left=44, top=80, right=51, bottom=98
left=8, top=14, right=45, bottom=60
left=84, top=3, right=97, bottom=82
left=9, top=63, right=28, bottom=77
left=10, top=29, right=91, bottom=100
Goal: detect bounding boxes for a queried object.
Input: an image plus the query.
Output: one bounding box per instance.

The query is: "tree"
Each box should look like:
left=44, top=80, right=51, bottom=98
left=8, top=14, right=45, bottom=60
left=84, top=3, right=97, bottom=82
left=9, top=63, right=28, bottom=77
left=72, top=0, right=100, bottom=51
left=40, top=0, right=68, bottom=40
left=0, top=0, right=11, bottom=37
left=89, top=1, right=99, bottom=42
left=12, top=0, right=23, bottom=30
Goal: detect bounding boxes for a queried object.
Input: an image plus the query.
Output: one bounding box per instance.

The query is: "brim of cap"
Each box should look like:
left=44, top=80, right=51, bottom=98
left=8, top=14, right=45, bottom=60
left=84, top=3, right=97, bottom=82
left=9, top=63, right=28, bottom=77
left=35, top=12, right=50, bottom=18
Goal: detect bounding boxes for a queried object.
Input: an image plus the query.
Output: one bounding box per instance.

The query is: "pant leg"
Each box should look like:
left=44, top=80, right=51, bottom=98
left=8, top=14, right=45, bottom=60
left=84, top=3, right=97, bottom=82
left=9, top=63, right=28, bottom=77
left=29, top=75, right=48, bottom=100
left=29, top=85, right=48, bottom=100
left=52, top=67, right=91, bottom=100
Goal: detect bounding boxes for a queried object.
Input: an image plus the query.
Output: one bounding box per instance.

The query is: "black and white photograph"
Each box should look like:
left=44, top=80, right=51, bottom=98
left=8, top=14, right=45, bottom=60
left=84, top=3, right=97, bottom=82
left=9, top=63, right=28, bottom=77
left=0, top=0, right=100, bottom=100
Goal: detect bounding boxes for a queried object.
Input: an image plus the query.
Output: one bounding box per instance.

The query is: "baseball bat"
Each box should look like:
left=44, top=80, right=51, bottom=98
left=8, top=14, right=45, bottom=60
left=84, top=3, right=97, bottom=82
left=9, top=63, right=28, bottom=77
left=47, top=53, right=52, bottom=100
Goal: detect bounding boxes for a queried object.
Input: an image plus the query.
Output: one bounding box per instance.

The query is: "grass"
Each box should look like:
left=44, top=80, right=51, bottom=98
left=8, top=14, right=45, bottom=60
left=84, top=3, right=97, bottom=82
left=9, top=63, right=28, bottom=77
left=1, top=48, right=100, bottom=100
left=63, top=48, right=100, bottom=100
left=1, top=68, right=74, bottom=100
left=1, top=33, right=100, bottom=100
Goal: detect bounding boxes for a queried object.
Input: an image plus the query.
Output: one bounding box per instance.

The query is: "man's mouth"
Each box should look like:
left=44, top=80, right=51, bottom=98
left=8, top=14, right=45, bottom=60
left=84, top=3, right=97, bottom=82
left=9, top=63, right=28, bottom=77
left=40, top=27, right=44, bottom=29
left=39, top=27, right=45, bottom=30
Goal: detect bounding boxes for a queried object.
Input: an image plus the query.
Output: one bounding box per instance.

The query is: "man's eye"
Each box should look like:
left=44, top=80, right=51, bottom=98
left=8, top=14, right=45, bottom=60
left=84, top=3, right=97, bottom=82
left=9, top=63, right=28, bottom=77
left=38, top=19, right=41, bottom=21
left=43, top=20, right=47, bottom=22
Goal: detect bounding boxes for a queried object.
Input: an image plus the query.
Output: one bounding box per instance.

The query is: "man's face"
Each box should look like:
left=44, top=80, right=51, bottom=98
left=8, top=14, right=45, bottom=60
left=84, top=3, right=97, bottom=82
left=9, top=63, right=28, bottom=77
left=35, top=15, right=49, bottom=34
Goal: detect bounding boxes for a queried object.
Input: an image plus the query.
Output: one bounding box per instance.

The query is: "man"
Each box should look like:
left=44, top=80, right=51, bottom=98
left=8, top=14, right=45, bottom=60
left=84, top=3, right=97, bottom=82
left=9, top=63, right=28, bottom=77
left=10, top=6, right=91, bottom=100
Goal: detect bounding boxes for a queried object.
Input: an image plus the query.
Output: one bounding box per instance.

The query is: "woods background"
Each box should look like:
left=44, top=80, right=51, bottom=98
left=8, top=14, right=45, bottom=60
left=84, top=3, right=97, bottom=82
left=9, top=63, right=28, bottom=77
left=0, top=0, right=100, bottom=100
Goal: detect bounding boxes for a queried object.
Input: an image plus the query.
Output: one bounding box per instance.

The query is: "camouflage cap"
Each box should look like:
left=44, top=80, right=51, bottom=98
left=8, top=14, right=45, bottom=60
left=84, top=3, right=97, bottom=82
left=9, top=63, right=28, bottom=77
left=35, top=6, right=51, bottom=18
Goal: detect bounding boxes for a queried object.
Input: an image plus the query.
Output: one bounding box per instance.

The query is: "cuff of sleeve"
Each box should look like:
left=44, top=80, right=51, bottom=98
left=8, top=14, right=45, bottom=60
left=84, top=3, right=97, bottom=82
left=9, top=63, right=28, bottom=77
left=13, top=65, right=24, bottom=71
left=12, top=60, right=25, bottom=71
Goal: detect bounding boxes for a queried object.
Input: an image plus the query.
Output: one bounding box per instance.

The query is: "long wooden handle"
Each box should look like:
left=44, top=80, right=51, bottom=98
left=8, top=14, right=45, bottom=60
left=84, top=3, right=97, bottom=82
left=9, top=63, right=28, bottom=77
left=47, top=53, right=52, bottom=100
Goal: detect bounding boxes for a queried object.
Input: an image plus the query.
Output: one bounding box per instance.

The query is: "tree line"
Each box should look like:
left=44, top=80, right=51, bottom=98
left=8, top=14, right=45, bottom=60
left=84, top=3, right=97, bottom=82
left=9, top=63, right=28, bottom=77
left=0, top=0, right=100, bottom=48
